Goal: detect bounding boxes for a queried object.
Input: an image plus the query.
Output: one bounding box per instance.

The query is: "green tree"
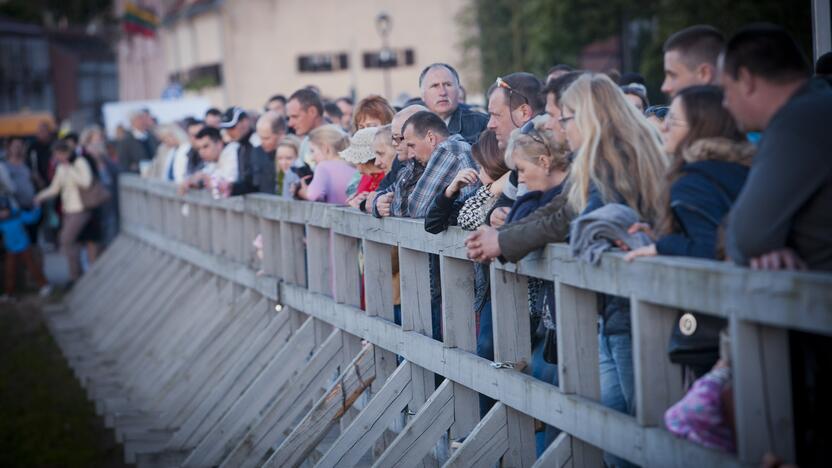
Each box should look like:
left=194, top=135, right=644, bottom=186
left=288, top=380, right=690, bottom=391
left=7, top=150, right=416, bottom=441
left=464, top=0, right=813, bottom=104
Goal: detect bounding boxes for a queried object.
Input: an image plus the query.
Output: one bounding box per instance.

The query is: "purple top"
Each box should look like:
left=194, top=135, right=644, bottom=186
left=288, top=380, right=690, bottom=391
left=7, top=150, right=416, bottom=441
left=306, top=159, right=357, bottom=204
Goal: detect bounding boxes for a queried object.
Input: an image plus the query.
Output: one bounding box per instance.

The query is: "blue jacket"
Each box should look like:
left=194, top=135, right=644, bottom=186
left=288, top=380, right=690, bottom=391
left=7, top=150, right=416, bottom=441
left=0, top=207, right=40, bottom=253
left=447, top=103, right=489, bottom=145
left=506, top=184, right=563, bottom=224
left=656, top=160, right=749, bottom=259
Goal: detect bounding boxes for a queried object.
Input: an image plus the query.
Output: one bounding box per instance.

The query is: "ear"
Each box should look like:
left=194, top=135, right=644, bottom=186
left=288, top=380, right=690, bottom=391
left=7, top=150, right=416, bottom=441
left=426, top=130, right=436, bottom=147
left=698, top=63, right=716, bottom=85
left=519, top=103, right=534, bottom=122
left=738, top=67, right=756, bottom=97
left=538, top=154, right=550, bottom=172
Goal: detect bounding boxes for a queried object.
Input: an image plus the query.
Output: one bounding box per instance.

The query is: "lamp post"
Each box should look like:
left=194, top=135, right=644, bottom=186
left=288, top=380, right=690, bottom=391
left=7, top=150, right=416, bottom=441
left=376, top=12, right=393, bottom=100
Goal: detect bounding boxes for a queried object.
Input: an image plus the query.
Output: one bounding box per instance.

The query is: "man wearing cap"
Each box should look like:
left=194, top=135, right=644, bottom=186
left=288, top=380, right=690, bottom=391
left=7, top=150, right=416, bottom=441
left=286, top=89, right=325, bottom=167
left=222, top=111, right=286, bottom=196
left=341, top=127, right=385, bottom=210
left=220, top=106, right=256, bottom=188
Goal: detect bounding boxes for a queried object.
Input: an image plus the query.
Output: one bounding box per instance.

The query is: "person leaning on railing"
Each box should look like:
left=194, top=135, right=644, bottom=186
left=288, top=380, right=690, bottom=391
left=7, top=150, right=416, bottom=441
left=718, top=24, right=832, bottom=466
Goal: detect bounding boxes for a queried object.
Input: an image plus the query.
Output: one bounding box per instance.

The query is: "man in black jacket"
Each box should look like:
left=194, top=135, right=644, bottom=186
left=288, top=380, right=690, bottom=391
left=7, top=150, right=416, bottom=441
left=220, top=107, right=257, bottom=191
left=225, top=111, right=286, bottom=196
left=118, top=109, right=159, bottom=173
left=419, top=63, right=487, bottom=145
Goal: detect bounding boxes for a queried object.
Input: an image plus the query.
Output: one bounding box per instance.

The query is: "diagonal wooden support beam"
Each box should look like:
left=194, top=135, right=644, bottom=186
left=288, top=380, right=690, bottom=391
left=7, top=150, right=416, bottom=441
left=182, top=317, right=318, bottom=467
left=373, top=378, right=455, bottom=468
left=531, top=432, right=572, bottom=468
left=316, top=361, right=414, bottom=468
left=219, top=328, right=344, bottom=468
left=266, top=343, right=376, bottom=467
left=443, top=401, right=508, bottom=468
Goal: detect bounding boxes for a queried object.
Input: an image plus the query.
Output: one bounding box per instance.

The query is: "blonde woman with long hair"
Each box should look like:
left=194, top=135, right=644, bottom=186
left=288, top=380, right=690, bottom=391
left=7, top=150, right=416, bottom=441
left=558, top=73, right=666, bottom=468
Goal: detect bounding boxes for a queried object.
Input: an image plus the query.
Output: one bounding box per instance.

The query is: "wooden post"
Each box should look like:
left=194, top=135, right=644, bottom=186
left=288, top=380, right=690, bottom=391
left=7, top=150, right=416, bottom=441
left=280, top=221, right=306, bottom=287
left=398, top=247, right=436, bottom=412
left=555, top=281, right=603, bottom=467
left=307, top=225, right=333, bottom=343
left=631, top=299, right=684, bottom=426
left=489, top=264, right=535, bottom=467
left=731, top=316, right=795, bottom=464
left=259, top=218, right=281, bottom=278
left=440, top=255, right=479, bottom=440
left=226, top=209, right=245, bottom=263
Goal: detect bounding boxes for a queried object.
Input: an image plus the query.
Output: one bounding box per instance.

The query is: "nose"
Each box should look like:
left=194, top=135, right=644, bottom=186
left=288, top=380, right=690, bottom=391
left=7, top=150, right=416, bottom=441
left=486, top=116, right=497, bottom=130
left=660, top=78, right=671, bottom=96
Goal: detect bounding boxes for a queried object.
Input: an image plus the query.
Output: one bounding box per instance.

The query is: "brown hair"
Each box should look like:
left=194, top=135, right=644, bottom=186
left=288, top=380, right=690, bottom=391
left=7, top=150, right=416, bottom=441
left=471, top=130, right=509, bottom=181
left=352, top=95, right=395, bottom=132
left=657, top=85, right=747, bottom=235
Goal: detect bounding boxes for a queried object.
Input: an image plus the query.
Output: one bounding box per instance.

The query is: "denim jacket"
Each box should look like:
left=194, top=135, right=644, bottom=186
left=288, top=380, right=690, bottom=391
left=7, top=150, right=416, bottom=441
left=447, top=103, right=489, bottom=145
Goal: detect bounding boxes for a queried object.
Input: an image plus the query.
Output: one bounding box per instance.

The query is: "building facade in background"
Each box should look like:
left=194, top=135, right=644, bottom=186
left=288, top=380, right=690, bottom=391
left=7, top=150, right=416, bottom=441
left=118, top=0, right=477, bottom=109
left=0, top=16, right=117, bottom=134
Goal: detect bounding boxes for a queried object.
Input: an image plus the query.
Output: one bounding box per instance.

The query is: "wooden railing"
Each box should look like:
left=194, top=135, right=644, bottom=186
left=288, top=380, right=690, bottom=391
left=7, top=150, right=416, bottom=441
left=86, top=174, right=831, bottom=467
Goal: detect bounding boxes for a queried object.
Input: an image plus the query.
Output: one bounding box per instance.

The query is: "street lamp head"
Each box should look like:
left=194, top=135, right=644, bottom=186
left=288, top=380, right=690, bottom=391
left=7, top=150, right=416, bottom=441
left=376, top=12, right=392, bottom=37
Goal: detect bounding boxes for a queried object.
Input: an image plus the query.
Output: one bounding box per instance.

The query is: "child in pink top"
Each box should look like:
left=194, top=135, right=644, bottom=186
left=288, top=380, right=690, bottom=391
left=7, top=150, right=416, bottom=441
left=296, top=125, right=356, bottom=204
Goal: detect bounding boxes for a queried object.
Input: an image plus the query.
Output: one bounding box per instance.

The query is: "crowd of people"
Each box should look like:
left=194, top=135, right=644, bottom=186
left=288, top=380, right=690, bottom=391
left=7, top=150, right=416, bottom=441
left=2, top=20, right=831, bottom=467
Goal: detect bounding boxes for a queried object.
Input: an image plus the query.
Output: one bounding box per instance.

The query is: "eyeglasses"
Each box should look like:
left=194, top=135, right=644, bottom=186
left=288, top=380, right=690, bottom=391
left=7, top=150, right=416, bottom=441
left=664, top=113, right=688, bottom=129
left=392, top=134, right=404, bottom=145
left=558, top=115, right=574, bottom=127
left=520, top=120, right=551, bottom=157
left=644, top=105, right=669, bottom=120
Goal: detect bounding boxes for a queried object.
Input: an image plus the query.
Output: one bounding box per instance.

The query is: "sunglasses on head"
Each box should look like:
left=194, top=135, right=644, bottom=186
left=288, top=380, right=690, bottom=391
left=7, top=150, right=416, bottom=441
left=644, top=105, right=669, bottom=119
left=496, top=76, right=530, bottom=106
left=519, top=120, right=551, bottom=157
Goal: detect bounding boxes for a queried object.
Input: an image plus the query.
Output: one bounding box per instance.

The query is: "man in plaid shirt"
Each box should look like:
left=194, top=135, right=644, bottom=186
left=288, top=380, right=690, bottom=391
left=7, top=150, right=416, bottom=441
left=374, top=111, right=478, bottom=218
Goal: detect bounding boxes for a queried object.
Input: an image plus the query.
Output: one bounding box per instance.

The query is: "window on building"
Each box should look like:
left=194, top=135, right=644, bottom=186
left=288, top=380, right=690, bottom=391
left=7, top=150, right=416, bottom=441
left=297, top=53, right=349, bottom=73
left=362, top=48, right=415, bottom=69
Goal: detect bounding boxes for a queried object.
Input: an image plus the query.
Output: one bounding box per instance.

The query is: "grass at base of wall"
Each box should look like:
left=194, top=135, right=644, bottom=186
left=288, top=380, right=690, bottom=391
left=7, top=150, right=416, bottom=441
left=0, top=295, right=130, bottom=468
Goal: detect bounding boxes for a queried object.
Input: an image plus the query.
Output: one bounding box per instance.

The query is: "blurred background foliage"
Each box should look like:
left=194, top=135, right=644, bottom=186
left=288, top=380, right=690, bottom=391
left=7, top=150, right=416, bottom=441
left=460, top=0, right=813, bottom=104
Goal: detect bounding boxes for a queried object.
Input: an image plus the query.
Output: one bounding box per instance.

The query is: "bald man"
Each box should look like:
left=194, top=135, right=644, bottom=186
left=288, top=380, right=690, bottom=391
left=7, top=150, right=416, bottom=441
left=359, top=105, right=428, bottom=214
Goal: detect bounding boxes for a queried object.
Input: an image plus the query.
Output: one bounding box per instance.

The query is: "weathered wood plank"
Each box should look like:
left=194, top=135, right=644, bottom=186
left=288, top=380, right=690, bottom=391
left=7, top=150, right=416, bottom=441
left=317, top=361, right=414, bottom=468
left=443, top=401, right=508, bottom=468
left=490, top=266, right=535, bottom=468
left=531, top=432, right=572, bottom=468
left=280, top=221, right=307, bottom=287
left=731, top=317, right=795, bottom=464
left=631, top=299, right=685, bottom=426
left=266, top=344, right=376, bottom=467
left=219, top=329, right=344, bottom=468
left=373, top=378, right=455, bottom=468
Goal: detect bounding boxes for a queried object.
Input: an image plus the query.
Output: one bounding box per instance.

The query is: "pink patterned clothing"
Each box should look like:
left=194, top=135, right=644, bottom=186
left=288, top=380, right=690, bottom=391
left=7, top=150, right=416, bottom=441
left=664, top=366, right=735, bottom=453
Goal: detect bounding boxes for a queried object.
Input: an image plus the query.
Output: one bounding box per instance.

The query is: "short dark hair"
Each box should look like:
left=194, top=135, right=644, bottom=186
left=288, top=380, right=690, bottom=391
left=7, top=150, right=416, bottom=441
left=205, top=107, right=222, bottom=117
left=289, top=88, right=324, bottom=116
left=402, top=111, right=449, bottom=139
left=418, top=63, right=461, bottom=88
left=471, top=130, right=508, bottom=181
left=195, top=126, right=223, bottom=143
left=663, top=25, right=725, bottom=69
left=335, top=96, right=353, bottom=106
left=547, top=64, right=574, bottom=76
left=494, top=72, right=545, bottom=114
left=185, top=118, right=204, bottom=130
left=542, top=71, right=584, bottom=106
left=52, top=140, right=72, bottom=154
left=722, top=23, right=810, bottom=83
left=268, top=94, right=287, bottom=105
left=62, top=132, right=79, bottom=145
left=271, top=115, right=287, bottom=135
left=323, top=102, right=343, bottom=120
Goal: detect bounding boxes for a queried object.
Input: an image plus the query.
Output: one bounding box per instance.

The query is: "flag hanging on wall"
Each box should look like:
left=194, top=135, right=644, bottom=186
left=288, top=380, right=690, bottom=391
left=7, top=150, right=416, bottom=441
left=123, top=2, right=159, bottom=37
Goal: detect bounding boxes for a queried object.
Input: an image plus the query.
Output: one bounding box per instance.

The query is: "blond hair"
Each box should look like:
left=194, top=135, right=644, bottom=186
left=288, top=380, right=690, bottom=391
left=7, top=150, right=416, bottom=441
left=309, top=124, right=350, bottom=155
left=561, top=74, right=666, bottom=223
left=277, top=135, right=301, bottom=155
left=509, top=119, right=569, bottom=173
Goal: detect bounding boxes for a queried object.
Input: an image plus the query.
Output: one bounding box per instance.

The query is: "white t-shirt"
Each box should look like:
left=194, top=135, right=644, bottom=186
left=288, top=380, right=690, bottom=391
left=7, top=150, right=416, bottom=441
left=201, top=143, right=239, bottom=183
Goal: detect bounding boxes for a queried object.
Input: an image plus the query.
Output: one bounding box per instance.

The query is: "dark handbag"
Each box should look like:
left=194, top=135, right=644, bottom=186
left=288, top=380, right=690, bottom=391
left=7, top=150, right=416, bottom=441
left=79, top=181, right=111, bottom=210
left=667, top=311, right=725, bottom=369
left=542, top=328, right=558, bottom=364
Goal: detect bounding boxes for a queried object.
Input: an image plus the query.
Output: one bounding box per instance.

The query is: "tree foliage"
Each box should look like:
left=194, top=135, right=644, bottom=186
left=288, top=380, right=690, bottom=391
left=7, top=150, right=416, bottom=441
left=465, top=0, right=813, bottom=104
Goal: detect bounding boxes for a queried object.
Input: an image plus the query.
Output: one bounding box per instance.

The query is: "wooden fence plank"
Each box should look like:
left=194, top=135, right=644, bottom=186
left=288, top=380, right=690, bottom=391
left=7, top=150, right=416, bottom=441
left=443, top=401, right=508, bottom=468
left=731, top=317, right=795, bottom=464
left=631, top=299, right=685, bottom=426
left=531, top=432, right=572, bottom=468
left=266, top=344, right=375, bottom=467
left=317, top=361, right=414, bottom=468
left=373, top=378, right=455, bottom=468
